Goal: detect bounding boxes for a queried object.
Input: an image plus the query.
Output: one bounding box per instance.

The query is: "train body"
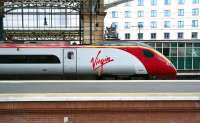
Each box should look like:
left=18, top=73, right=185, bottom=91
left=0, top=41, right=176, bottom=79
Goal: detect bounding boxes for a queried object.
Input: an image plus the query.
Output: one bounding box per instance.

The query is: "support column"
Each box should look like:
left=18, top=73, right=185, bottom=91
left=89, top=0, right=93, bottom=44
left=0, top=1, right=4, bottom=41
left=92, top=12, right=106, bottom=43
left=82, top=0, right=106, bottom=44
left=79, top=1, right=83, bottom=44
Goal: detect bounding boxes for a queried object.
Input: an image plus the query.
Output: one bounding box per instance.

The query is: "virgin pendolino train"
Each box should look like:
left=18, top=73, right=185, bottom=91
left=0, top=41, right=176, bottom=79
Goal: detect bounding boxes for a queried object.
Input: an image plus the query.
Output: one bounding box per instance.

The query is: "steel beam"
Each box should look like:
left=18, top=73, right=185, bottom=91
left=89, top=0, right=92, bottom=44
left=0, top=1, right=3, bottom=41
left=104, top=0, right=133, bottom=9
left=1, top=0, right=99, bottom=42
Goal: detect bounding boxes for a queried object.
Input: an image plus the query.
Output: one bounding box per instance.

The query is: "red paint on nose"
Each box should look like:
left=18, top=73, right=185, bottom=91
left=156, top=63, right=177, bottom=79
left=119, top=47, right=177, bottom=80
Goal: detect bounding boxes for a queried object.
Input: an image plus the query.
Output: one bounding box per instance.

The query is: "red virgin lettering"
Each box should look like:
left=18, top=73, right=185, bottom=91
left=90, top=50, right=114, bottom=75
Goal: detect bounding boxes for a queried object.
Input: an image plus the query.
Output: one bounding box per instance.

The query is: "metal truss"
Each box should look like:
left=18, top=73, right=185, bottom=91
left=104, top=0, right=132, bottom=9
left=2, top=0, right=83, bottom=13
left=5, top=30, right=83, bottom=41
left=1, top=0, right=85, bottom=42
left=1, top=0, right=100, bottom=13
left=0, top=0, right=99, bottom=43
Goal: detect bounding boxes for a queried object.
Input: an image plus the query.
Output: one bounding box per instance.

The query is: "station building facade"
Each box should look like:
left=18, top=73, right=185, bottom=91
left=104, top=0, right=200, bottom=72
left=104, top=0, right=200, bottom=40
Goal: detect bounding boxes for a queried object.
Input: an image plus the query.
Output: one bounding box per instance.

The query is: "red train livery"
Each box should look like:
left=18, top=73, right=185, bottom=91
left=0, top=41, right=176, bottom=79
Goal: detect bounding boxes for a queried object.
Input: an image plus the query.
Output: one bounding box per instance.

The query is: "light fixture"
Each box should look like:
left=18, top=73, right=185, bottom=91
left=44, top=4, right=48, bottom=26
left=44, top=17, right=48, bottom=25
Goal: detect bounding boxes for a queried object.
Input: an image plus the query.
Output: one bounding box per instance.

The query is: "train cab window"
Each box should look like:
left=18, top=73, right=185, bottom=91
left=67, top=52, right=74, bottom=60
left=0, top=55, right=60, bottom=64
left=143, top=50, right=154, bottom=58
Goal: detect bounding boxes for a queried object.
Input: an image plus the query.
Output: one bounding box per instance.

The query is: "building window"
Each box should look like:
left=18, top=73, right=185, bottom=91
left=178, top=0, right=185, bottom=4
left=164, top=21, right=170, bottom=28
left=192, top=32, right=198, bottom=39
left=125, top=11, right=131, bottom=18
left=164, top=33, right=170, bottom=39
left=138, top=10, right=144, bottom=17
left=164, top=10, right=170, bottom=17
left=138, top=33, right=143, bottom=39
left=164, top=0, right=171, bottom=5
left=124, top=22, right=131, bottom=29
left=124, top=2, right=131, bottom=7
left=151, top=33, right=156, bottom=39
left=151, top=0, right=157, bottom=6
left=192, top=8, right=199, bottom=16
left=192, top=20, right=198, bottom=27
left=151, top=10, right=157, bottom=17
left=112, top=22, right=118, bottom=29
left=178, top=9, right=184, bottom=16
left=138, top=0, right=144, bottom=6
left=151, top=21, right=157, bottom=28
left=125, top=33, right=131, bottom=39
left=138, top=22, right=144, bottom=28
left=192, top=0, right=199, bottom=4
left=178, top=21, right=184, bottom=28
left=178, top=32, right=184, bottom=39
left=112, top=11, right=118, bottom=18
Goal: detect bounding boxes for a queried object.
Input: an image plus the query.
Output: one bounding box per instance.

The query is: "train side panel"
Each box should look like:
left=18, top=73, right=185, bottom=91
left=63, top=48, right=77, bottom=74
left=76, top=48, right=147, bottom=76
left=0, top=48, right=63, bottom=74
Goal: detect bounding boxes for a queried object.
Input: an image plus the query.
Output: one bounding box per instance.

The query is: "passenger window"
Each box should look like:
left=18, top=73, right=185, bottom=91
left=0, top=55, right=60, bottom=64
left=143, top=49, right=154, bottom=58
left=67, top=52, right=74, bottom=60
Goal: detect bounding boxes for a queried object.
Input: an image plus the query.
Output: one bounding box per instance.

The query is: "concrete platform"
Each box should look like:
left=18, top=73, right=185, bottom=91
left=0, top=80, right=200, bottom=102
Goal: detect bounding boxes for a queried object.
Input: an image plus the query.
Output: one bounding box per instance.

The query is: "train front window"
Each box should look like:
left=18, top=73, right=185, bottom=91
left=0, top=55, right=60, bottom=64
left=143, top=50, right=154, bottom=58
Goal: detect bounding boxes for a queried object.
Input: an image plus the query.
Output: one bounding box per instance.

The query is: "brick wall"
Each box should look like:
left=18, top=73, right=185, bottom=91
left=0, top=101, right=199, bottom=123
left=0, top=113, right=65, bottom=123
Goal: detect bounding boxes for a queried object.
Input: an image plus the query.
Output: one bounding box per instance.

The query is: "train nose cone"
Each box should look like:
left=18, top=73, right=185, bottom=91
left=157, top=62, right=177, bottom=80
left=168, top=63, right=177, bottom=79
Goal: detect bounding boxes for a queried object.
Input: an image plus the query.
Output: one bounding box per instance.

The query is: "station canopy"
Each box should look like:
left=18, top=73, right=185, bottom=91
left=104, top=0, right=133, bottom=9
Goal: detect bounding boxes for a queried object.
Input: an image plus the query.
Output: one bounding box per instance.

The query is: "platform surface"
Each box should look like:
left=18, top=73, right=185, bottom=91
left=0, top=80, right=200, bottom=101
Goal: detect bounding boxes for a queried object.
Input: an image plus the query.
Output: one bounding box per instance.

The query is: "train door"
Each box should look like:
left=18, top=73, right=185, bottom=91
left=64, top=48, right=77, bottom=74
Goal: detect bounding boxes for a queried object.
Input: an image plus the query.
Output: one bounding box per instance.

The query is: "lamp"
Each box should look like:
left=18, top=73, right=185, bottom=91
left=44, top=17, right=48, bottom=25
left=44, top=4, right=48, bottom=26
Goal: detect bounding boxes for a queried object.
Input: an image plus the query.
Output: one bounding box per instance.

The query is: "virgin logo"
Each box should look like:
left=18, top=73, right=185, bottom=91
left=91, top=50, right=114, bottom=75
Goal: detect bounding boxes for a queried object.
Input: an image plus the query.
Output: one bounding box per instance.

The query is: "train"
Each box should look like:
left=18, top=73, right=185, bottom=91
left=0, top=41, right=176, bottom=80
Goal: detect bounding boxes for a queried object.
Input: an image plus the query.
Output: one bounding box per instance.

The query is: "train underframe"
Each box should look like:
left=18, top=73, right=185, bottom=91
left=0, top=74, right=150, bottom=80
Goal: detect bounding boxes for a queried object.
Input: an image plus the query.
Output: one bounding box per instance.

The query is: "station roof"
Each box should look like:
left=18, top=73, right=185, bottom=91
left=1, top=0, right=133, bottom=11
left=104, top=0, right=133, bottom=9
